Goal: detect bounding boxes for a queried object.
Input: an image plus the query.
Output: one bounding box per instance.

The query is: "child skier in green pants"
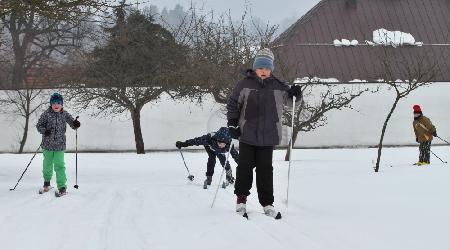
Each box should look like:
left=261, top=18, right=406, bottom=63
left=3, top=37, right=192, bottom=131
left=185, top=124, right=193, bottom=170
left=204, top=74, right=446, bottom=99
left=36, top=93, right=80, bottom=196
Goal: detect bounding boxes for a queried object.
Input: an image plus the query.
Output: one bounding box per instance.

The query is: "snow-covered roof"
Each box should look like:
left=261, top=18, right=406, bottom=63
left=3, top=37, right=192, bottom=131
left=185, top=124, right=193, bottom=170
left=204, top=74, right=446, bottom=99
left=273, top=0, right=450, bottom=83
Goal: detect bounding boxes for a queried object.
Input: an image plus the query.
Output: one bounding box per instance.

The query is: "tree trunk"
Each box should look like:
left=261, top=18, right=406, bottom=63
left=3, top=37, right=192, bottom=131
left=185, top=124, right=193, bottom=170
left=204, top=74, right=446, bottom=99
left=285, top=129, right=299, bottom=161
left=130, top=108, right=145, bottom=154
left=375, top=97, right=401, bottom=172
left=18, top=113, right=30, bottom=154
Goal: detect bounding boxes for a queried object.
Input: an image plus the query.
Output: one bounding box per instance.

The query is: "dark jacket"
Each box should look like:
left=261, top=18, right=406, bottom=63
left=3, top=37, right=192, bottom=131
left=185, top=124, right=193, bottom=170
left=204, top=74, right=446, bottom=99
left=36, top=107, right=77, bottom=151
left=185, top=133, right=239, bottom=165
left=227, top=70, right=296, bottom=146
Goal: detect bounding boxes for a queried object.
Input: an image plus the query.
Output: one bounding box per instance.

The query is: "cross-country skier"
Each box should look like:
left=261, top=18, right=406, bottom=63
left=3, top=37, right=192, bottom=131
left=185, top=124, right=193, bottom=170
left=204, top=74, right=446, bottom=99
left=412, top=105, right=437, bottom=166
left=36, top=93, right=80, bottom=196
left=175, top=127, right=239, bottom=189
left=226, top=48, right=301, bottom=219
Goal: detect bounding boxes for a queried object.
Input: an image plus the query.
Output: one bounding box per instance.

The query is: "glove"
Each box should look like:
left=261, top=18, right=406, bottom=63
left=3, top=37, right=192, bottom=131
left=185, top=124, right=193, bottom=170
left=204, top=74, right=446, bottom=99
left=416, top=137, right=419, bottom=143
left=73, top=120, right=81, bottom=129
left=227, top=119, right=241, bottom=139
left=433, top=131, right=437, bottom=137
left=176, top=141, right=187, bottom=149
left=44, top=130, right=51, bottom=136
left=287, top=85, right=301, bottom=98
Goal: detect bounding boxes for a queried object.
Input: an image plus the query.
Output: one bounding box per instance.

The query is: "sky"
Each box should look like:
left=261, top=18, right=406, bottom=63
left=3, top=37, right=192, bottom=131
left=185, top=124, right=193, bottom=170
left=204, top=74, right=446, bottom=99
left=142, top=0, right=321, bottom=29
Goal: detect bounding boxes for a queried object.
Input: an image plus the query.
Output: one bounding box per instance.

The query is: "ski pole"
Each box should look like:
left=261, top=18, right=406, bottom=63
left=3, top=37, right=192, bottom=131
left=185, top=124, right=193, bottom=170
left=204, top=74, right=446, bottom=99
left=74, top=116, right=80, bottom=189
left=178, top=149, right=194, bottom=181
left=430, top=150, right=447, bottom=164
left=211, top=143, right=233, bottom=208
left=286, top=95, right=296, bottom=207
left=9, top=145, right=41, bottom=191
left=436, top=135, right=450, bottom=144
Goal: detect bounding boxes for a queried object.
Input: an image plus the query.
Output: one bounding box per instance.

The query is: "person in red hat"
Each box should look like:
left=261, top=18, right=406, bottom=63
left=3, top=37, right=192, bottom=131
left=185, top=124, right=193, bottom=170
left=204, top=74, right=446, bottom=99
left=412, top=105, right=437, bottom=165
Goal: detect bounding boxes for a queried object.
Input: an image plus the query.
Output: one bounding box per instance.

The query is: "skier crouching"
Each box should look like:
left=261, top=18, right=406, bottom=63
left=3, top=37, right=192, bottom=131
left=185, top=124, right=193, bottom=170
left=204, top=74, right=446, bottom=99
left=176, top=127, right=239, bottom=189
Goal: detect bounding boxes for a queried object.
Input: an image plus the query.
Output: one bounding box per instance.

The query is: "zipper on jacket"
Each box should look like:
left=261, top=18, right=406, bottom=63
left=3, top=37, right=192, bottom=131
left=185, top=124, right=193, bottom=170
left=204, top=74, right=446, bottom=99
left=54, top=113, right=58, bottom=141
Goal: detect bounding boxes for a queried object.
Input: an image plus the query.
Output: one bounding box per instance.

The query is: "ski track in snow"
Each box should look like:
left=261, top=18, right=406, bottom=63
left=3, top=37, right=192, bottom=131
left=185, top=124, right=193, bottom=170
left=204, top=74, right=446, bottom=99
left=1, top=147, right=450, bottom=250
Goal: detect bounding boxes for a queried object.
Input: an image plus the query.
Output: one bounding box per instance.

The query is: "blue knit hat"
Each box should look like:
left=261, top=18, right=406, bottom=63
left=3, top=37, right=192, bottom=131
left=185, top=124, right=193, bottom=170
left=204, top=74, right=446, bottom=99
left=253, top=48, right=275, bottom=71
left=50, top=93, right=63, bottom=106
left=212, top=127, right=232, bottom=143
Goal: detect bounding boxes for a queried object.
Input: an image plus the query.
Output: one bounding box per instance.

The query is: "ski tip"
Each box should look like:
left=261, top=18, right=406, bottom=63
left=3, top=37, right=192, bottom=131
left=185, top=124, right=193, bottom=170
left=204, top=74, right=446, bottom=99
left=275, top=212, right=282, bottom=220
left=243, top=212, right=249, bottom=219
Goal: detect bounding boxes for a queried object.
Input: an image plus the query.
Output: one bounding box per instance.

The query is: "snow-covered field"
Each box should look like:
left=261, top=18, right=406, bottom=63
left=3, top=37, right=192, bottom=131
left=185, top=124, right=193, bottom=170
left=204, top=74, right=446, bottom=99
left=1, top=146, right=449, bottom=250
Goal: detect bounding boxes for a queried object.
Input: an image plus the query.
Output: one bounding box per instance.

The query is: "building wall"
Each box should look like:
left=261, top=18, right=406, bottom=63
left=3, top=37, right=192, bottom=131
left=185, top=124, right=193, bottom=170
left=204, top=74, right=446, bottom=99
left=0, top=82, right=449, bottom=152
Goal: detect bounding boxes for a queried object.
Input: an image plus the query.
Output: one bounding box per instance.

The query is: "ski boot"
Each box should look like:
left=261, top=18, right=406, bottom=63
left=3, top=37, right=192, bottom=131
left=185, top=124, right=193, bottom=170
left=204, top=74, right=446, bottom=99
left=263, top=205, right=282, bottom=220
left=39, top=181, right=52, bottom=194
left=55, top=187, right=67, bottom=197
left=203, top=176, right=212, bottom=189
left=236, top=195, right=247, bottom=213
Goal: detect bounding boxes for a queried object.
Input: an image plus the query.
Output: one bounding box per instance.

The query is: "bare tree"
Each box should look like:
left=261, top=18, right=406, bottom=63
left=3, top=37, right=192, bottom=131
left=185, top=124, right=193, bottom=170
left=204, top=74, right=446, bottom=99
left=66, top=8, right=188, bottom=154
left=0, top=62, right=52, bottom=153
left=0, top=87, right=48, bottom=153
left=0, top=0, right=112, bottom=20
left=0, top=0, right=115, bottom=89
left=162, top=5, right=279, bottom=104
left=282, top=82, right=371, bottom=160
left=373, top=48, right=444, bottom=172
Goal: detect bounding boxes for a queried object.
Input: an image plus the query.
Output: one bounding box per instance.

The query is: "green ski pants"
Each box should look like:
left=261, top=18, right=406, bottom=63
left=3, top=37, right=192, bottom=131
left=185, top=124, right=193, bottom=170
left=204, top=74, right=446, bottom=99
left=42, top=150, right=66, bottom=189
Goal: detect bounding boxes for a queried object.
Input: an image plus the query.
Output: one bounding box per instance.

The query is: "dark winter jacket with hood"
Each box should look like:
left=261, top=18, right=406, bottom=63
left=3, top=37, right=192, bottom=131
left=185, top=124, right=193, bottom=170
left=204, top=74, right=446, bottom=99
left=227, top=69, right=297, bottom=146
left=184, top=127, right=239, bottom=164
left=36, top=107, right=77, bottom=151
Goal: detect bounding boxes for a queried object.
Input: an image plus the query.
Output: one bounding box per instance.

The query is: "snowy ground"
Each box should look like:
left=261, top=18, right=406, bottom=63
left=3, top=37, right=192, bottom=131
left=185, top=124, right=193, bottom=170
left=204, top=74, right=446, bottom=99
left=1, top=146, right=449, bottom=250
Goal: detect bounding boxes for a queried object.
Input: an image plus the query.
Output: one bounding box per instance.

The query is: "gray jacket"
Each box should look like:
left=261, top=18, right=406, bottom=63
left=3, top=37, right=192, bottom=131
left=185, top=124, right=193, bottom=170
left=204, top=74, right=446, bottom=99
left=227, top=70, right=296, bottom=146
left=36, top=107, right=76, bottom=151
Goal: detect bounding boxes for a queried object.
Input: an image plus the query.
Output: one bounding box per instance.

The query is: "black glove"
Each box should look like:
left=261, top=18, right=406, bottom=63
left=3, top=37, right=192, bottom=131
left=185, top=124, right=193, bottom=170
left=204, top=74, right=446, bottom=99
left=416, top=137, right=419, bottom=143
left=287, top=85, right=301, bottom=98
left=44, top=130, right=51, bottom=136
left=73, top=120, right=81, bottom=129
left=227, top=119, right=241, bottom=139
left=433, top=131, right=437, bottom=137
left=176, top=141, right=188, bottom=149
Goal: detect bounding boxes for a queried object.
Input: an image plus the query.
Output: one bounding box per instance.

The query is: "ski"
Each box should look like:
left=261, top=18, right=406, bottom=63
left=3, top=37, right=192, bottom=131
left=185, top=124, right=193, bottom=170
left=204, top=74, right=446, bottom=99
left=38, top=186, right=53, bottom=194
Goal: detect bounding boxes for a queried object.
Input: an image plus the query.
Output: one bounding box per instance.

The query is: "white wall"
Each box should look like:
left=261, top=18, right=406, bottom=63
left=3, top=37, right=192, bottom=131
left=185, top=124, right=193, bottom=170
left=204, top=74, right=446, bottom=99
left=0, top=83, right=449, bottom=152
left=296, top=82, right=450, bottom=147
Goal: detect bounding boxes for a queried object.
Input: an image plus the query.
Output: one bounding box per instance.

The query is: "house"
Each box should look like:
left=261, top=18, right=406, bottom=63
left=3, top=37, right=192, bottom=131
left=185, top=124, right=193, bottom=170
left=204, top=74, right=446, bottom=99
left=273, top=0, right=450, bottom=83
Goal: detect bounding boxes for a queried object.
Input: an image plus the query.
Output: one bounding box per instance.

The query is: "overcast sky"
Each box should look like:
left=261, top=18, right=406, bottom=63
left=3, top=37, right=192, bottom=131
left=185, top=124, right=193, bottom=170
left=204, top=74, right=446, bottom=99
left=144, top=0, right=321, bottom=28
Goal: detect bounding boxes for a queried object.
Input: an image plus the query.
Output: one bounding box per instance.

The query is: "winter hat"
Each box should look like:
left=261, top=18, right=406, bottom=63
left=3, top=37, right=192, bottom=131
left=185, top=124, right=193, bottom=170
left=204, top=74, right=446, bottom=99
left=50, top=92, right=63, bottom=106
left=212, top=127, right=232, bottom=144
left=413, top=105, right=422, bottom=113
left=253, top=48, right=275, bottom=71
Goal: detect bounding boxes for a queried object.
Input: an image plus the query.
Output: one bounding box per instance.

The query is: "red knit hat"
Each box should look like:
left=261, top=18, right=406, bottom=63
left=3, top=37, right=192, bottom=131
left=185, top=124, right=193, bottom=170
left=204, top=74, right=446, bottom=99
left=413, top=105, right=422, bottom=113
